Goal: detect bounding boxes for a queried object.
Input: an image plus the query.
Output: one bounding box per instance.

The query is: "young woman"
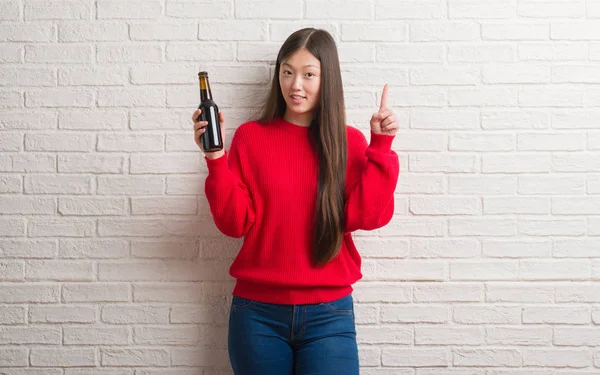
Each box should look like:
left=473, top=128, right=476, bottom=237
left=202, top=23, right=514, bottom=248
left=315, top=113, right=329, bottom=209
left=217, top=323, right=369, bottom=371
left=192, top=28, right=399, bottom=375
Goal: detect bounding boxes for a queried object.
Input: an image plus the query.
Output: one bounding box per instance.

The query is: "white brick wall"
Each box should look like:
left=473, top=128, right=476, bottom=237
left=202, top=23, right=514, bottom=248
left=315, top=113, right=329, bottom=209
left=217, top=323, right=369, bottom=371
left=0, top=0, right=599, bottom=373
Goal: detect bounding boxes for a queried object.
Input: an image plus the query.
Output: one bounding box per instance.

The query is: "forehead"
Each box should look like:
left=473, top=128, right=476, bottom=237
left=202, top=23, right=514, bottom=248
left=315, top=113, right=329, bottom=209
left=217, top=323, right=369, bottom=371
left=281, top=48, right=320, bottom=68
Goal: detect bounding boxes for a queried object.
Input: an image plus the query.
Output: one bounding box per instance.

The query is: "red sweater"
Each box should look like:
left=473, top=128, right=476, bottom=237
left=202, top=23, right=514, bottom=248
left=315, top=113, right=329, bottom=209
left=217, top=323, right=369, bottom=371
left=204, top=117, right=399, bottom=304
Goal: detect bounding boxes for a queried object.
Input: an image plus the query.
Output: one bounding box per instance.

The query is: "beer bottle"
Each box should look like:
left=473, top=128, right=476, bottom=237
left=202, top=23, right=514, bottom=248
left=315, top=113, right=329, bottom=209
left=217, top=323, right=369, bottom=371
left=197, top=71, right=223, bottom=152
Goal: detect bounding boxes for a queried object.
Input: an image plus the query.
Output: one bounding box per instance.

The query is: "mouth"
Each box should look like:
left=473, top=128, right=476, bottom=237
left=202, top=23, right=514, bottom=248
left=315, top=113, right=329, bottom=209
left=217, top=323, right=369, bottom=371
left=290, top=94, right=306, bottom=104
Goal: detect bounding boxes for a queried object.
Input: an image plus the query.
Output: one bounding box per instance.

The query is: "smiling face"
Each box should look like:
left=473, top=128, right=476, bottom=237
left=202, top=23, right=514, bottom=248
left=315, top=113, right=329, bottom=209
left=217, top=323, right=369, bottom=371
left=279, top=48, right=322, bottom=126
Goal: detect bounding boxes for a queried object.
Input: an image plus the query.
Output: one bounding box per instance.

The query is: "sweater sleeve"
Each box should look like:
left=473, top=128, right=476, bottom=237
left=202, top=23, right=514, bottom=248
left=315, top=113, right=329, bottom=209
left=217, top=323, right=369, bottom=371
left=344, top=130, right=400, bottom=232
left=204, top=127, right=255, bottom=238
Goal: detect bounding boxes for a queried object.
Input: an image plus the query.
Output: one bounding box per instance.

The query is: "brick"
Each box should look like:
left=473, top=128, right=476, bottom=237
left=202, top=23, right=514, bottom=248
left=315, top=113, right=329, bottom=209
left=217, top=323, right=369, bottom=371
left=98, top=219, right=166, bottom=237
left=167, top=42, right=235, bottom=61
left=26, top=260, right=94, bottom=281
left=482, top=23, right=549, bottom=40
left=450, top=88, right=517, bottom=106
left=553, top=153, right=600, bottom=172
left=519, top=219, right=587, bottom=236
left=97, top=176, right=164, bottom=195
left=483, top=154, right=550, bottom=173
left=520, top=1, right=585, bottom=18
left=30, top=348, right=95, bottom=367
left=482, top=110, right=549, bottom=129
left=0, top=68, right=55, bottom=86
left=59, top=110, right=127, bottom=130
left=102, top=305, right=169, bottom=324
left=25, top=175, right=92, bottom=194
left=236, top=0, right=301, bottom=19
left=483, top=240, right=551, bottom=258
left=25, top=45, right=92, bottom=63
left=97, top=87, right=165, bottom=107
left=0, top=306, right=26, bottom=324
left=98, top=0, right=163, bottom=19
left=342, top=23, right=407, bottom=42
left=0, top=217, right=26, bottom=236
left=376, top=0, right=445, bottom=20
left=518, top=175, right=585, bottom=195
left=59, top=239, right=128, bottom=259
left=416, top=326, right=484, bottom=345
left=376, top=260, right=445, bottom=281
left=452, top=348, right=521, bottom=367
left=450, top=261, right=518, bottom=281
left=523, top=306, right=590, bottom=324
left=556, top=284, right=600, bottom=302
left=0, top=327, right=60, bottom=344
left=485, top=282, right=554, bottom=303
left=62, top=283, right=129, bottom=302
left=414, top=283, right=483, bottom=302
left=198, top=20, right=266, bottom=41
left=166, top=1, right=230, bottom=18
left=449, top=44, right=516, bottom=62
left=0, top=24, right=54, bottom=42
left=59, top=22, right=127, bottom=42
left=382, top=348, right=448, bottom=367
left=28, top=218, right=94, bottom=238
left=58, top=154, right=124, bottom=173
left=396, top=174, right=444, bottom=194
left=379, top=217, right=446, bottom=237
left=0, top=348, right=28, bottom=367
left=552, top=197, right=600, bottom=215
left=26, top=89, right=94, bottom=107
left=0, top=284, right=59, bottom=303
left=357, top=325, right=412, bottom=344
left=412, top=22, right=479, bottom=41
left=450, top=219, right=516, bottom=236
left=483, top=64, right=550, bottom=83
left=448, top=175, right=517, bottom=195
left=0, top=240, right=56, bottom=258
left=97, top=43, right=163, bottom=63
left=29, top=305, right=96, bottom=323
left=450, top=0, right=516, bottom=18
left=0, top=261, right=24, bottom=280
left=520, top=260, right=591, bottom=280
left=130, top=22, right=197, bottom=41
left=411, top=239, right=480, bottom=258
left=306, top=0, right=372, bottom=20
left=101, top=348, right=169, bottom=366
left=25, top=0, right=92, bottom=20
left=25, top=133, right=95, bottom=151
left=64, top=326, right=129, bottom=345
left=486, top=326, right=552, bottom=346
left=377, top=44, right=444, bottom=63
left=523, top=348, right=590, bottom=368
left=483, top=197, right=550, bottom=214
left=551, top=21, right=600, bottom=40
left=0, top=196, right=55, bottom=215
left=454, top=306, right=521, bottom=324
left=449, top=133, right=515, bottom=151
left=519, top=42, right=588, bottom=61
left=0, top=43, right=22, bottom=63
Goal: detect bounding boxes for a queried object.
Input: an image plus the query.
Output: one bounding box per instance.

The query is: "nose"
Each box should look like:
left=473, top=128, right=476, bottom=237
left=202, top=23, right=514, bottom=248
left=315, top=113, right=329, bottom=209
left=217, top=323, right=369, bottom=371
left=291, top=74, right=302, bottom=90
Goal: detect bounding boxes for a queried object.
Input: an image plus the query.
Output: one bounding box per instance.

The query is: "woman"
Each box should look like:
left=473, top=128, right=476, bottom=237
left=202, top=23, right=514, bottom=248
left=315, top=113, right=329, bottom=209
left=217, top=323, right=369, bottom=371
left=192, top=28, right=399, bottom=375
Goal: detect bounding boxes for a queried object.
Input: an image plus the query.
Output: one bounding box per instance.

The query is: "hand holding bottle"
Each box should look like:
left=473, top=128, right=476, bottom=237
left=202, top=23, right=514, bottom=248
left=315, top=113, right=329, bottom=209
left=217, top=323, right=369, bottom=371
left=193, top=109, right=225, bottom=159
left=370, top=84, right=398, bottom=136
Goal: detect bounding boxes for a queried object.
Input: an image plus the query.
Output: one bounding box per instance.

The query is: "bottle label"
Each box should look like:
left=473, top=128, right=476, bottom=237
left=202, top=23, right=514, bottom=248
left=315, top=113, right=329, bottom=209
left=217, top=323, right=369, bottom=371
left=209, top=106, right=220, bottom=146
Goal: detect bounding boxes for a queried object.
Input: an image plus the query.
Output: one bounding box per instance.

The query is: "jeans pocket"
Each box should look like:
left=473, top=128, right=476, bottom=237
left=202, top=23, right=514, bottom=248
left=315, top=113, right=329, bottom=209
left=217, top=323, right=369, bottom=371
left=231, top=295, right=256, bottom=310
left=321, top=294, right=354, bottom=315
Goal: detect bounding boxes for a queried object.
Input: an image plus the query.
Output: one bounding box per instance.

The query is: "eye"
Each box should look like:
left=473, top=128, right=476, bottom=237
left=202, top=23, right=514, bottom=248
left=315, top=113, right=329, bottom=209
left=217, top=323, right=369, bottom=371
left=282, top=70, right=292, bottom=76
left=306, top=72, right=315, bottom=78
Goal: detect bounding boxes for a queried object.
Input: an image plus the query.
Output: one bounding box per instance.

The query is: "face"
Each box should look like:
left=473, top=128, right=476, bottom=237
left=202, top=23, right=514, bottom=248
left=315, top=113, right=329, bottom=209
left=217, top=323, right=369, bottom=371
left=279, top=48, right=321, bottom=121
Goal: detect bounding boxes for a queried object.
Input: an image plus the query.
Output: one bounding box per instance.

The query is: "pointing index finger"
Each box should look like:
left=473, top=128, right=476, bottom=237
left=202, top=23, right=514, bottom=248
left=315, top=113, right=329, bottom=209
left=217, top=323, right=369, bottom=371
left=379, top=84, right=389, bottom=113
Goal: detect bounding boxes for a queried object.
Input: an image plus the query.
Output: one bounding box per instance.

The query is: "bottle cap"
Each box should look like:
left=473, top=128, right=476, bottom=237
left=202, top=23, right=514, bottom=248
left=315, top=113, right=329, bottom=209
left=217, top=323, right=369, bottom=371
left=198, top=71, right=208, bottom=76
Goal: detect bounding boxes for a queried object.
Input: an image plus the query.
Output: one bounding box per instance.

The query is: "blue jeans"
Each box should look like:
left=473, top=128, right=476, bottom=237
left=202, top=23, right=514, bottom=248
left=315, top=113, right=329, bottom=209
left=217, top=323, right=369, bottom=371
left=228, top=293, right=359, bottom=375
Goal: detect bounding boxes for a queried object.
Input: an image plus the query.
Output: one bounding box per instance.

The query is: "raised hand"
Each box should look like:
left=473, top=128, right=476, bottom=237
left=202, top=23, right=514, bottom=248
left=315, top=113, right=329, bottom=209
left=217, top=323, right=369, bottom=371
left=369, top=84, right=398, bottom=136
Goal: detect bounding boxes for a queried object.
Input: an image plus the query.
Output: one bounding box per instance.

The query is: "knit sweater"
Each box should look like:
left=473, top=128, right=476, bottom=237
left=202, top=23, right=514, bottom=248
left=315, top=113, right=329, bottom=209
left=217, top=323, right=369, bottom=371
left=204, top=117, right=399, bottom=304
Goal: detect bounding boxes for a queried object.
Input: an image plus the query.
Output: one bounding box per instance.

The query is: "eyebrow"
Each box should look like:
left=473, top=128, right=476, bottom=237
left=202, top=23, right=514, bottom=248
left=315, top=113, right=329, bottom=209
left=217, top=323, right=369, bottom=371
left=281, top=62, right=320, bottom=69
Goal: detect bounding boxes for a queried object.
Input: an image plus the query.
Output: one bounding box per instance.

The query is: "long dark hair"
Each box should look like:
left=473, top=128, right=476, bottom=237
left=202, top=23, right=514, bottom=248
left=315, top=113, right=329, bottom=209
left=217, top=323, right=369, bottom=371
left=258, top=28, right=347, bottom=267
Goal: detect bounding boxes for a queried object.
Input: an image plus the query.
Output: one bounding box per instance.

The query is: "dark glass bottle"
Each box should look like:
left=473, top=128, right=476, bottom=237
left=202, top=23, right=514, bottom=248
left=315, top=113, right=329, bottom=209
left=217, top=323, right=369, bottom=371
left=197, top=71, right=223, bottom=152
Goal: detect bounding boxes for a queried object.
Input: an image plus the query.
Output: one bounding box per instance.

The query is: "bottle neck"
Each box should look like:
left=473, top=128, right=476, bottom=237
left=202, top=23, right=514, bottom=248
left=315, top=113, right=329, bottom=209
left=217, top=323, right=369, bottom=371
left=199, top=76, right=213, bottom=101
